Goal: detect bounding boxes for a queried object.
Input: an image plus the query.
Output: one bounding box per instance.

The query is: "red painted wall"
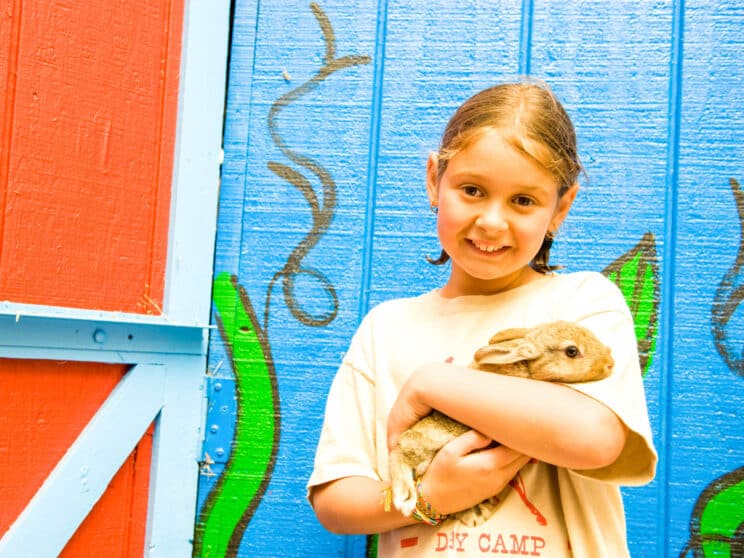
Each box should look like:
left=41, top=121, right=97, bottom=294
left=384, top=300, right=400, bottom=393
left=0, top=0, right=184, bottom=554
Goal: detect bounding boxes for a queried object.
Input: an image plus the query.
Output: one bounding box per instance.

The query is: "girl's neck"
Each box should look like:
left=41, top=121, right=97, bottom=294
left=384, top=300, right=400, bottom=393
left=439, top=266, right=546, bottom=298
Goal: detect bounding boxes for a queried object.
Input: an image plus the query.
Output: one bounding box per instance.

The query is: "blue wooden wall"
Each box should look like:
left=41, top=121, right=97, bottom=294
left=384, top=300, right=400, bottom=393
left=194, top=1, right=744, bottom=556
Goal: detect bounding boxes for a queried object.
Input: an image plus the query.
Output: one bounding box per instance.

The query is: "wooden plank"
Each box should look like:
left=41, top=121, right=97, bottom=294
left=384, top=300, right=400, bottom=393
left=670, top=1, right=744, bottom=556
left=0, top=302, right=207, bottom=362
left=0, top=0, right=183, bottom=313
left=0, top=364, right=165, bottom=557
left=146, top=356, right=207, bottom=557
left=164, top=0, right=230, bottom=324
left=0, top=360, right=127, bottom=537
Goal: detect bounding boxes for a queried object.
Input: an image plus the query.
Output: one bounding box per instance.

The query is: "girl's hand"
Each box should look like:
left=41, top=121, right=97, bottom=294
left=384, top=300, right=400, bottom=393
left=387, top=367, right=433, bottom=452
left=418, top=430, right=531, bottom=515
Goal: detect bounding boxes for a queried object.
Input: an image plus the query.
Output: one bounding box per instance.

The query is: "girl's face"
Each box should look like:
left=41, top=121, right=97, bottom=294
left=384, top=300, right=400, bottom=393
left=427, top=128, right=577, bottom=298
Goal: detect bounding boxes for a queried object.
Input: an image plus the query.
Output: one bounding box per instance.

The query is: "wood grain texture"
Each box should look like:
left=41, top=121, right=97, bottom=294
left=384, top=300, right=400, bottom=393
left=0, top=361, right=125, bottom=532
left=204, top=1, right=744, bottom=556
left=0, top=0, right=185, bottom=555
left=60, top=427, right=153, bottom=557
left=0, top=0, right=184, bottom=314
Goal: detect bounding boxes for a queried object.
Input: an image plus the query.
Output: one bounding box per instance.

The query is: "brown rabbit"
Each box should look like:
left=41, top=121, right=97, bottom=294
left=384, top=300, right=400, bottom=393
left=388, top=320, right=614, bottom=527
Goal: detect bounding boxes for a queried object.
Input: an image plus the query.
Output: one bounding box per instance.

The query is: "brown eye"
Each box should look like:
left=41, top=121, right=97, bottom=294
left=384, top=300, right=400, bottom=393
left=564, top=345, right=579, bottom=358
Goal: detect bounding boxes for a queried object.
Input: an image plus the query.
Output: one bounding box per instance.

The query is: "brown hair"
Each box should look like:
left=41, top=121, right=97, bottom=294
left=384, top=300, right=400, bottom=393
left=429, top=80, right=582, bottom=273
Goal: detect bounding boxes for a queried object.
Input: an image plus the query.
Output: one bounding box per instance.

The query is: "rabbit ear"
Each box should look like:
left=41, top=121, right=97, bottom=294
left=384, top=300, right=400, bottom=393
left=486, top=327, right=530, bottom=344
left=473, top=336, right=542, bottom=365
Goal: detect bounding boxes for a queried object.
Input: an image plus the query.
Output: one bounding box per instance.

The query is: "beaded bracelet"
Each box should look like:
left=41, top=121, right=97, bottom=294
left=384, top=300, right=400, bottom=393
left=380, top=479, right=448, bottom=525
left=411, top=476, right=448, bottom=526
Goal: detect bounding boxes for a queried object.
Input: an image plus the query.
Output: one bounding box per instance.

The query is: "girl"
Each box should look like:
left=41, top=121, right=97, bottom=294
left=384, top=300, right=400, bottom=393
left=308, top=81, right=657, bottom=557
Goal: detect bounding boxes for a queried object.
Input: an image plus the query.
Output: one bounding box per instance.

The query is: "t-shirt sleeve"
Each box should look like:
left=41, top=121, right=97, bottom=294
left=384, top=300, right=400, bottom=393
left=559, top=273, right=658, bottom=486
left=306, top=321, right=381, bottom=501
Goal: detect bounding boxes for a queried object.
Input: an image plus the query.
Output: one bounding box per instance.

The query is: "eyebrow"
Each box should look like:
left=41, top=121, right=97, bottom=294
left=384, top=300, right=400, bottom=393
left=452, top=172, right=555, bottom=192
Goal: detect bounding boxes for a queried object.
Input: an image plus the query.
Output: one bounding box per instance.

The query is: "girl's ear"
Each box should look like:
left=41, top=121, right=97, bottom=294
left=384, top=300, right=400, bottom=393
left=425, top=152, right=439, bottom=206
left=551, top=182, right=579, bottom=231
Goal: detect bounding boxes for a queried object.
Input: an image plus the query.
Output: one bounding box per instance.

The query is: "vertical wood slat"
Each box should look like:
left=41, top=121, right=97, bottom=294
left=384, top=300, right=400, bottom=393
left=671, top=1, right=744, bottom=556
left=0, top=0, right=183, bottom=314
left=658, top=0, right=685, bottom=552
left=0, top=0, right=23, bottom=247
left=164, top=0, right=231, bottom=324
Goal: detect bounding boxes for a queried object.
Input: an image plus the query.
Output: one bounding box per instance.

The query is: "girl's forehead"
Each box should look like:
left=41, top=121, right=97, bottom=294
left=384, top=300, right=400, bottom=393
left=444, top=130, right=559, bottom=191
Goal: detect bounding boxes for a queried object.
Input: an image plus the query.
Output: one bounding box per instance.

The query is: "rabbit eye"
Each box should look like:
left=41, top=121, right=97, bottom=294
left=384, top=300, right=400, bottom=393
left=564, top=345, right=580, bottom=358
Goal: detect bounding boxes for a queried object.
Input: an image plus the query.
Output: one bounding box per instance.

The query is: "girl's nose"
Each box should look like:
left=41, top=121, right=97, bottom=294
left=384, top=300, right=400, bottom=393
left=475, top=202, right=509, bottom=231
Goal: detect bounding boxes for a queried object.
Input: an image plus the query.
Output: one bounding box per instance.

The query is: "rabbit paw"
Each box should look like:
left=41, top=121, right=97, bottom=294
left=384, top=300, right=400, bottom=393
left=391, top=475, right=417, bottom=517
left=389, top=461, right=417, bottom=516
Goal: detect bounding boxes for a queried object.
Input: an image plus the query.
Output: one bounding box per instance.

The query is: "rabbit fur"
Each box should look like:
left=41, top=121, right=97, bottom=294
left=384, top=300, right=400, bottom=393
left=388, top=320, right=614, bottom=527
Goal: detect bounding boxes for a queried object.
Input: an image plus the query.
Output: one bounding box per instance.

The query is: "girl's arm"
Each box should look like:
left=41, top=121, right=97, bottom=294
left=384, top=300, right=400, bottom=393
left=311, top=476, right=414, bottom=534
left=388, top=362, right=628, bottom=471
left=312, top=431, right=531, bottom=534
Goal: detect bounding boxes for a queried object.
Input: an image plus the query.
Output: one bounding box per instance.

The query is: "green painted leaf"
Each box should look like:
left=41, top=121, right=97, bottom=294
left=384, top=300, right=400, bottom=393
left=681, top=466, right=744, bottom=557
left=602, top=232, right=660, bottom=376
left=700, top=475, right=744, bottom=557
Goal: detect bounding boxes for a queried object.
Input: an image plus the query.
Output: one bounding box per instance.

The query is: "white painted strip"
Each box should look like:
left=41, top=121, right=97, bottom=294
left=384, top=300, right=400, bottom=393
left=163, top=0, right=231, bottom=324
left=145, top=355, right=207, bottom=557
left=0, top=300, right=203, bottom=326
left=0, top=364, right=166, bottom=558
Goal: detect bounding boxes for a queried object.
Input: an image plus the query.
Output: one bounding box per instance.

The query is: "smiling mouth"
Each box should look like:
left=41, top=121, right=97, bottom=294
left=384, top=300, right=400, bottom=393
left=471, top=240, right=507, bottom=253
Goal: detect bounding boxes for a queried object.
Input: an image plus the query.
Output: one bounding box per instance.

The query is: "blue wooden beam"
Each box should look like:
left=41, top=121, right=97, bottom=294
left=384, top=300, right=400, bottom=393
left=146, top=355, right=207, bottom=556
left=0, top=302, right=209, bottom=363
left=164, top=0, right=231, bottom=325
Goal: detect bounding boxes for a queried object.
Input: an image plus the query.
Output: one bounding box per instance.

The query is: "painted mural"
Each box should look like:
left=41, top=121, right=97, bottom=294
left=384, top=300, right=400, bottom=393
left=264, top=2, right=371, bottom=330
left=679, top=178, right=744, bottom=557
left=199, top=237, right=662, bottom=558
left=195, top=1, right=744, bottom=557
left=711, top=179, right=744, bottom=379
left=194, top=273, right=279, bottom=556
left=194, top=3, right=372, bottom=556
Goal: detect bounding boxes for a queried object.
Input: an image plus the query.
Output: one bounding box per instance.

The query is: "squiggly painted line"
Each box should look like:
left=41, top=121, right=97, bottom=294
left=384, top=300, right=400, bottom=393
left=265, top=2, right=372, bottom=330
left=193, top=272, right=280, bottom=557
left=679, top=178, right=744, bottom=556
left=599, top=226, right=744, bottom=558
left=679, top=466, right=744, bottom=557
left=712, top=178, right=744, bottom=377
left=195, top=6, right=372, bottom=556
left=602, top=231, right=660, bottom=375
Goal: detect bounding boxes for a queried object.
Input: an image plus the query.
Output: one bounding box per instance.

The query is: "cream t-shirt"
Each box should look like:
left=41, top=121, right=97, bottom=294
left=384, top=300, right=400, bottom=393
left=308, top=272, right=657, bottom=557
